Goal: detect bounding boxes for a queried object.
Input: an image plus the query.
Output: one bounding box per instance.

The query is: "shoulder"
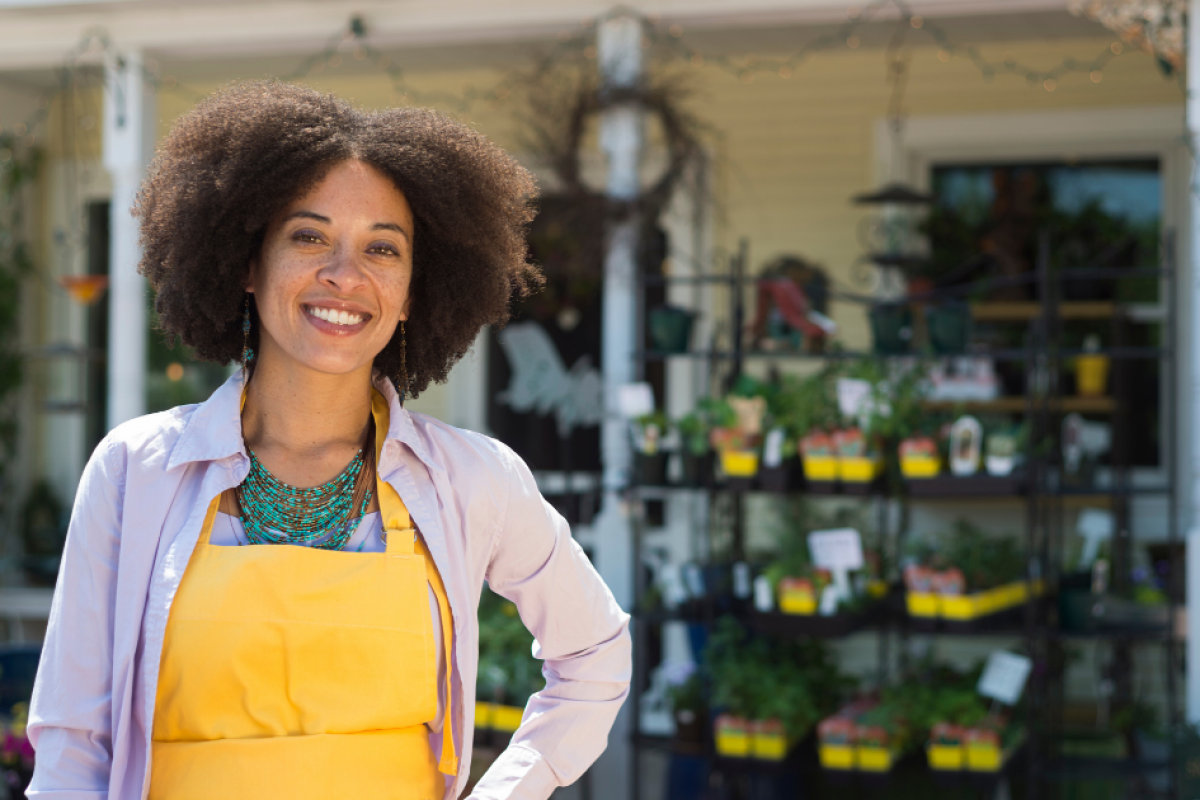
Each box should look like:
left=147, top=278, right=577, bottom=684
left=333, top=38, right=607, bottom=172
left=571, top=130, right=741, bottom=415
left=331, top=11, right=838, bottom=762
left=403, top=410, right=525, bottom=483
left=93, top=404, right=201, bottom=477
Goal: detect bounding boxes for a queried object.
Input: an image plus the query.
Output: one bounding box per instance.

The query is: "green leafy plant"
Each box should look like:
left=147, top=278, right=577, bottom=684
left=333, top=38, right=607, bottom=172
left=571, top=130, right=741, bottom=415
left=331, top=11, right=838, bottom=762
left=476, top=586, right=543, bottom=707
left=0, top=136, right=41, bottom=545
left=675, top=412, right=711, bottom=457
left=706, top=616, right=854, bottom=738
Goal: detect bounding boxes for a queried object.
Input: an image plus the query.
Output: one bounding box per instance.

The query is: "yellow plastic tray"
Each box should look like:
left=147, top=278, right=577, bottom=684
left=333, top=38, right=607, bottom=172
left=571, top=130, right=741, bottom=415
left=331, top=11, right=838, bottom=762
left=818, top=743, right=855, bottom=770
left=803, top=455, right=838, bottom=481
left=720, top=449, right=759, bottom=477
left=491, top=704, right=524, bottom=733
left=751, top=731, right=789, bottom=761
left=716, top=729, right=750, bottom=758
left=839, top=456, right=881, bottom=483
left=779, top=593, right=817, bottom=615
left=906, top=592, right=939, bottom=618
left=855, top=745, right=897, bottom=772
left=901, top=455, right=941, bottom=478
left=928, top=743, right=964, bottom=771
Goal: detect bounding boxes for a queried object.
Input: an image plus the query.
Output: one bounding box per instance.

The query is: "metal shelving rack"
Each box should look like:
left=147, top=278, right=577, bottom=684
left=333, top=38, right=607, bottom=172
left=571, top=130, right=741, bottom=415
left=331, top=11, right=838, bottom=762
left=627, top=235, right=1180, bottom=800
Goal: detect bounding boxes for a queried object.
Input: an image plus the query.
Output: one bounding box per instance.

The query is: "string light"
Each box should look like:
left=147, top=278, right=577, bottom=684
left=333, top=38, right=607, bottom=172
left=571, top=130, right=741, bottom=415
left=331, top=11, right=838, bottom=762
left=1044, top=78, right=1058, bottom=91
left=1090, top=70, right=1103, bottom=82
left=910, top=15, right=924, bottom=28
left=848, top=36, right=861, bottom=49
left=669, top=24, right=683, bottom=38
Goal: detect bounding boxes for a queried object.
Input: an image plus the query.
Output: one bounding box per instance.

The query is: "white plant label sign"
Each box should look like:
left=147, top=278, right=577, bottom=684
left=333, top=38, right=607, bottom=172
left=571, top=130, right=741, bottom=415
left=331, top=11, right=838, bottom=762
left=809, top=528, right=864, bottom=606
left=977, top=650, right=1033, bottom=706
left=809, top=528, right=864, bottom=571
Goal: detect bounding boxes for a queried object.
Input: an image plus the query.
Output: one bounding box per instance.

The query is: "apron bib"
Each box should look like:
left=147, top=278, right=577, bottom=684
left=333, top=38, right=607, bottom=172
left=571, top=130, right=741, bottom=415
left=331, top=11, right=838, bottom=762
left=149, top=391, right=455, bottom=800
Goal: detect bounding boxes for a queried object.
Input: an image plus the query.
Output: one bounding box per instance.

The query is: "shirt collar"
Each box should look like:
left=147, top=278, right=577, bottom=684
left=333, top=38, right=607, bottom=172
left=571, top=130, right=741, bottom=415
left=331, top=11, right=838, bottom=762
left=167, top=371, right=433, bottom=473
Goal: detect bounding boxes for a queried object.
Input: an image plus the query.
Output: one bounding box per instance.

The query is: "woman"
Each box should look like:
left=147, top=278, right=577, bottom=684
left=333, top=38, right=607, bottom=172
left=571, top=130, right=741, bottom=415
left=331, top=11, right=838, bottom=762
left=27, top=81, right=631, bottom=800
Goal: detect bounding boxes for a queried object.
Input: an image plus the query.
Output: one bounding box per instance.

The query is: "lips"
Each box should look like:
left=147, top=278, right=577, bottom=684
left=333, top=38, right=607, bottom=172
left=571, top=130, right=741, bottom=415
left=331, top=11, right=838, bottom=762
left=302, top=303, right=372, bottom=334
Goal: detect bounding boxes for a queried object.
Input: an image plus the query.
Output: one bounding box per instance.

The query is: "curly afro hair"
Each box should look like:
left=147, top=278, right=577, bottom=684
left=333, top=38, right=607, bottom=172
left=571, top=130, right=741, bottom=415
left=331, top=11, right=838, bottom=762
left=135, top=80, right=542, bottom=399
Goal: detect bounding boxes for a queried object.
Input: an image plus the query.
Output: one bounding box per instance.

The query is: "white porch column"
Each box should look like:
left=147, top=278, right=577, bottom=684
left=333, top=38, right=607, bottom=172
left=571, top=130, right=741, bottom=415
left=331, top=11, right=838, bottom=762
left=103, top=50, right=154, bottom=429
left=1186, top=0, right=1200, bottom=725
left=587, top=16, right=644, bottom=800
left=592, top=14, right=644, bottom=612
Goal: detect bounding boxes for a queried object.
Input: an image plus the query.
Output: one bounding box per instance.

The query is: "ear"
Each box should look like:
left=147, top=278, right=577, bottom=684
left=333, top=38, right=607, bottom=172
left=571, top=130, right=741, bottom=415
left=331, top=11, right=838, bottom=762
left=245, top=259, right=258, bottom=293
left=398, top=292, right=411, bottom=322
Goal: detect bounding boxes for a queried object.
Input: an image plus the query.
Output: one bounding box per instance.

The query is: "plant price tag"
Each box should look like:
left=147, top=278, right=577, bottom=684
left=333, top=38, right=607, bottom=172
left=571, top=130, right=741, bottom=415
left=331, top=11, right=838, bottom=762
left=977, top=650, right=1033, bottom=706
left=836, top=378, right=872, bottom=419
left=808, top=529, right=864, bottom=571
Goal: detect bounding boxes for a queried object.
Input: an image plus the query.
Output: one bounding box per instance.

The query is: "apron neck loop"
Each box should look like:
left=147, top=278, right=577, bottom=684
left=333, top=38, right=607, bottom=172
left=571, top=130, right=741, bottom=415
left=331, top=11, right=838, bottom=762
left=372, top=390, right=416, bottom=557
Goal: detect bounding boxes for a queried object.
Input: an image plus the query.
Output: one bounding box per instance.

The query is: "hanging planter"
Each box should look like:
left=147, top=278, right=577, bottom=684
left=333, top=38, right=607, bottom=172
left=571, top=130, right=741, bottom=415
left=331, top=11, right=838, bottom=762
left=868, top=303, right=913, bottom=355
left=647, top=305, right=696, bottom=354
left=926, top=301, right=972, bottom=355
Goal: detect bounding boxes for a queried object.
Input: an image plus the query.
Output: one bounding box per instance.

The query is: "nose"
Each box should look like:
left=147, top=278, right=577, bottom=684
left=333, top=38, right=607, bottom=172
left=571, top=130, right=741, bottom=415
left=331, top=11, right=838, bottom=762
left=317, top=243, right=368, bottom=293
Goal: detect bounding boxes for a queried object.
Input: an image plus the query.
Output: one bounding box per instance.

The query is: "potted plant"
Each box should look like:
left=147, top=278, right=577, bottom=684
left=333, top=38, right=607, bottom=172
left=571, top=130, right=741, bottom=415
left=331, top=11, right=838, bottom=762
left=899, top=434, right=940, bottom=478
left=476, top=587, right=542, bottom=736
left=709, top=377, right=768, bottom=483
left=664, top=663, right=706, bottom=747
left=676, top=403, right=717, bottom=488
left=631, top=411, right=669, bottom=486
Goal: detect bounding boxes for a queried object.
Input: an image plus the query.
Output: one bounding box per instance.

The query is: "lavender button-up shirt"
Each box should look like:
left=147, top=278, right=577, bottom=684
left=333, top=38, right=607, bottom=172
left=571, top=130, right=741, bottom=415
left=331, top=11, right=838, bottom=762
left=26, top=373, right=631, bottom=800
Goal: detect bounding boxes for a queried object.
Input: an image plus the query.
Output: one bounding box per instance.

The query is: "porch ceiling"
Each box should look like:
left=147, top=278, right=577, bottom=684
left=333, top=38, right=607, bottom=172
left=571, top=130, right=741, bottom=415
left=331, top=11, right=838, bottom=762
left=0, top=2, right=1108, bottom=102
left=0, top=0, right=1092, bottom=75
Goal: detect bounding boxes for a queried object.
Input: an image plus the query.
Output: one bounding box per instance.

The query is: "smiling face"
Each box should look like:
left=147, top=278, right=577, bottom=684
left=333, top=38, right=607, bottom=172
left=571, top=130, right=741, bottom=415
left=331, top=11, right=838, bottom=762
left=248, top=159, right=414, bottom=382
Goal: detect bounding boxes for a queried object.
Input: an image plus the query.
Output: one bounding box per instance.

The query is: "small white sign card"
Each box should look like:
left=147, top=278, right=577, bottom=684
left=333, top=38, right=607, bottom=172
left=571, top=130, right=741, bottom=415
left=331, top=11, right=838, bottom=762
left=809, top=528, right=865, bottom=571
left=977, top=650, right=1033, bottom=706
left=809, top=528, right=864, bottom=606
left=836, top=378, right=872, bottom=420
left=616, top=382, right=656, bottom=418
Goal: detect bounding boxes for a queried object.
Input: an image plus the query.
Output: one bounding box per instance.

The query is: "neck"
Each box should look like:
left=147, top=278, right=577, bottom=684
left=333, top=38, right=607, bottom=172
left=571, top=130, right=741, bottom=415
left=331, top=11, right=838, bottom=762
left=241, top=353, right=376, bottom=481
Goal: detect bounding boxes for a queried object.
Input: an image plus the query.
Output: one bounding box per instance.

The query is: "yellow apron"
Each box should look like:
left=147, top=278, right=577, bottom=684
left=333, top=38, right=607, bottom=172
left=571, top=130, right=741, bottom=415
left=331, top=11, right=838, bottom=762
left=150, top=391, right=456, bottom=800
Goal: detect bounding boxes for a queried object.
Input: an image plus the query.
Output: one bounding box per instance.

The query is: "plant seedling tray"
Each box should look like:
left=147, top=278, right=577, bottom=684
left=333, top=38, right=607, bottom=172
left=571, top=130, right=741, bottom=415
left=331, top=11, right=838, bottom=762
left=748, top=601, right=883, bottom=638
left=905, top=475, right=1026, bottom=497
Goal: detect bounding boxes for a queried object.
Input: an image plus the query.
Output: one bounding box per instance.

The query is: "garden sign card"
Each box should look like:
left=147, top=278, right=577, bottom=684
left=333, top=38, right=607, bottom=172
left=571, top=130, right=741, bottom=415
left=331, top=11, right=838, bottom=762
left=808, top=528, right=864, bottom=571
left=977, top=650, right=1032, bottom=706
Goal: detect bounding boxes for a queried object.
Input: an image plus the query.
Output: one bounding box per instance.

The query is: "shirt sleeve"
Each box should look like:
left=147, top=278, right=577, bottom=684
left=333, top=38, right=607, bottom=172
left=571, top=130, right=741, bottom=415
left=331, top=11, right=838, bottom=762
left=468, top=448, right=631, bottom=800
left=26, top=439, right=125, bottom=799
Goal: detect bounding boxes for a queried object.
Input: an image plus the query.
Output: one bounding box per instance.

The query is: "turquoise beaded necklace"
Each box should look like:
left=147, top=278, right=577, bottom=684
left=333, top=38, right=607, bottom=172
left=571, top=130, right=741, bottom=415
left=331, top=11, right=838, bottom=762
left=236, top=443, right=374, bottom=551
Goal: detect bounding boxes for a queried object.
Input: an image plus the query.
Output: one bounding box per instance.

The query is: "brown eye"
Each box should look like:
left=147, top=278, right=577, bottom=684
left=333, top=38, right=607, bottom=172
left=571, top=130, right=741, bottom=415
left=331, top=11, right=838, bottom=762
left=293, top=229, right=323, bottom=244
left=369, top=241, right=400, bottom=256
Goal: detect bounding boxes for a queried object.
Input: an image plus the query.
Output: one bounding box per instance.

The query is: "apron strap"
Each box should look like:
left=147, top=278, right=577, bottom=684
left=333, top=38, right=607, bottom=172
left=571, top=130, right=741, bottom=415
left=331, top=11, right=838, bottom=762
left=416, top=533, right=458, bottom=776
left=373, top=390, right=417, bottom=557
left=371, top=388, right=457, bottom=774
left=196, top=496, right=221, bottom=546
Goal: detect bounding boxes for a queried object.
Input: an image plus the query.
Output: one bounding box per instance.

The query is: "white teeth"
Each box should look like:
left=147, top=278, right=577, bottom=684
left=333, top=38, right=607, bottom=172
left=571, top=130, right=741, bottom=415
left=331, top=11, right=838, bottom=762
left=307, top=306, right=363, bottom=326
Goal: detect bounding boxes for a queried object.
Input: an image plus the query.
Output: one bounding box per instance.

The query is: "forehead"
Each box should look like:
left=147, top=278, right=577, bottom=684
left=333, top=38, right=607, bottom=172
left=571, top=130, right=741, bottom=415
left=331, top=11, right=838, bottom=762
left=283, top=160, right=412, bottom=221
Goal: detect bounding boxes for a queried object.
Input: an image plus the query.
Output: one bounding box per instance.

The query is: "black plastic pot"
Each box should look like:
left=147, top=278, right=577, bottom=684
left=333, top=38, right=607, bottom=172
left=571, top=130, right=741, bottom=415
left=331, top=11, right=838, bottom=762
left=869, top=303, right=913, bottom=355
left=681, top=452, right=714, bottom=488
left=926, top=301, right=972, bottom=354
left=648, top=306, right=697, bottom=354
left=757, top=459, right=804, bottom=492
left=633, top=452, right=669, bottom=486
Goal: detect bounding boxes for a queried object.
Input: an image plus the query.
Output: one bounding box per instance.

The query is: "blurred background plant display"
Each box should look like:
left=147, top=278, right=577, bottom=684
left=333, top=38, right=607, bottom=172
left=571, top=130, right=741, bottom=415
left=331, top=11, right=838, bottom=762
left=0, top=135, right=39, bottom=570
left=706, top=616, right=854, bottom=761
left=757, top=498, right=885, bottom=619
left=903, top=519, right=1035, bottom=627
left=475, top=586, right=543, bottom=736
left=631, top=411, right=670, bottom=486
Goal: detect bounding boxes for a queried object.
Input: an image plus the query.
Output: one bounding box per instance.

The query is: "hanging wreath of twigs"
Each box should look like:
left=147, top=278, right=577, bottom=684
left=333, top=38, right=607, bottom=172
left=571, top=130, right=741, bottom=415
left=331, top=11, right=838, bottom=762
left=517, top=56, right=708, bottom=228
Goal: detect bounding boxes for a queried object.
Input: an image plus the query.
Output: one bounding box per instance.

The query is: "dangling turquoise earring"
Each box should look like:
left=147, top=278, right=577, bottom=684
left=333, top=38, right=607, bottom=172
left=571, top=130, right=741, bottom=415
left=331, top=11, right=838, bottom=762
left=241, top=294, right=254, bottom=385
left=396, top=320, right=407, bottom=405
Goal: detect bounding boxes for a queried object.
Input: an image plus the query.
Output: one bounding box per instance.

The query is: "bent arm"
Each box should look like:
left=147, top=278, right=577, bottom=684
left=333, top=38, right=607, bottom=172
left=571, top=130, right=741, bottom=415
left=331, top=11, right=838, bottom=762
left=27, top=440, right=125, bottom=798
left=469, top=449, right=631, bottom=800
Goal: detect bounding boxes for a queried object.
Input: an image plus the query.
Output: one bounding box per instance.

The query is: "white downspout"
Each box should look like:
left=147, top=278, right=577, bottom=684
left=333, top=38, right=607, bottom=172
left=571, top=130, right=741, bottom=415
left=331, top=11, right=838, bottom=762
left=103, top=50, right=154, bottom=430
left=593, top=15, right=644, bottom=611
left=1185, top=0, right=1200, bottom=726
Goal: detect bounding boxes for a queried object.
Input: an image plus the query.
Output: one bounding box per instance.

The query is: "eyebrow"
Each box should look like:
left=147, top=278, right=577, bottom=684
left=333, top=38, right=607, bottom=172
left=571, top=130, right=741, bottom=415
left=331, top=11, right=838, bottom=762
left=284, top=210, right=410, bottom=240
